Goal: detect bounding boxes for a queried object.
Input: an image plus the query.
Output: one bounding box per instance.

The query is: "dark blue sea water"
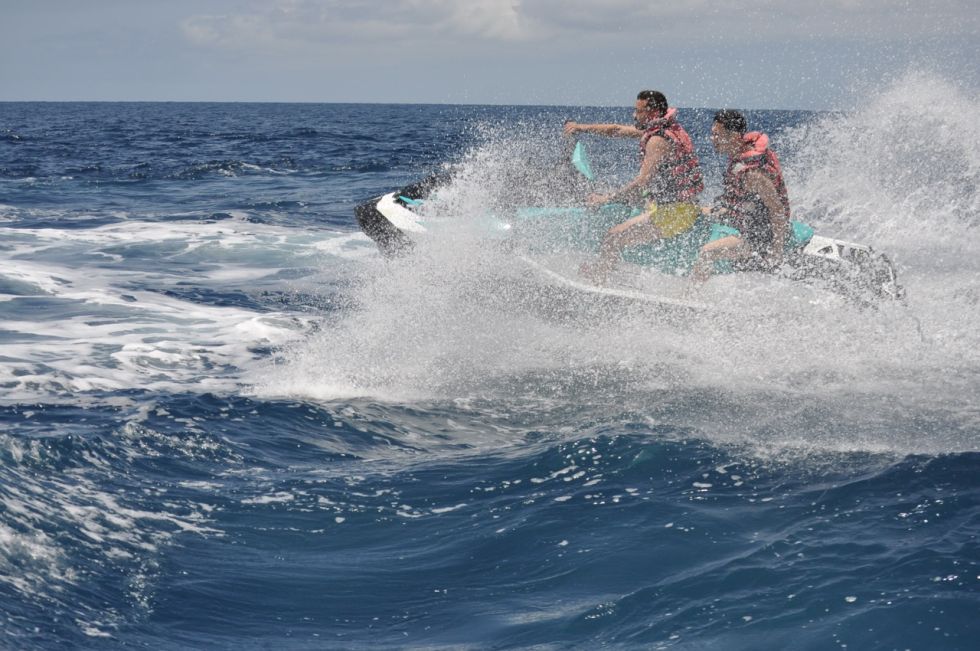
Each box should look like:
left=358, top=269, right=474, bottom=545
left=2, top=74, right=979, bottom=649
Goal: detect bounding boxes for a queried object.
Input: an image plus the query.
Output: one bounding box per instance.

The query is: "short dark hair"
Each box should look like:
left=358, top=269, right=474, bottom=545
left=714, top=109, right=747, bottom=134
left=637, top=90, right=668, bottom=115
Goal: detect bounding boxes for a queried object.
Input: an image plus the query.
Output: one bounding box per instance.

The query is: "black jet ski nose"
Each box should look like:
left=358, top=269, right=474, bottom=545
left=355, top=196, right=413, bottom=257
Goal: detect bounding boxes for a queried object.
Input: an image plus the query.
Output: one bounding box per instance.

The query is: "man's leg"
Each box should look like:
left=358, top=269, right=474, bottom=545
left=581, top=212, right=662, bottom=284
left=691, top=235, right=752, bottom=283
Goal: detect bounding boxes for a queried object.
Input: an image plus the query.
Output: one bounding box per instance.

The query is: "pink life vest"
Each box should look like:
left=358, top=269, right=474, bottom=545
left=719, top=131, right=790, bottom=233
left=638, top=108, right=704, bottom=204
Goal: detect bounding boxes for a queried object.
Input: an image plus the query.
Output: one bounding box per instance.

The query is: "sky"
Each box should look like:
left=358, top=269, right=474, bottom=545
left=1, top=0, right=977, bottom=109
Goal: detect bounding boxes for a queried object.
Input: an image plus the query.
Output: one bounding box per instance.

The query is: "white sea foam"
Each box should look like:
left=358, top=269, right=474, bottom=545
left=0, top=219, right=374, bottom=404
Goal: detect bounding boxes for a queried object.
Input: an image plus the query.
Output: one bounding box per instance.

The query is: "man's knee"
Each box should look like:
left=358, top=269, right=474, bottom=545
left=603, top=226, right=631, bottom=248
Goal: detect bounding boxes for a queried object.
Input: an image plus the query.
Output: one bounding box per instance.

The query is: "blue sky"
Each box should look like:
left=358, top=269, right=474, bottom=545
left=2, top=0, right=977, bottom=109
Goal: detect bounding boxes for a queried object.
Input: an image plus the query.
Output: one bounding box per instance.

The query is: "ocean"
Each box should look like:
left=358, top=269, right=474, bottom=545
left=1, top=73, right=978, bottom=649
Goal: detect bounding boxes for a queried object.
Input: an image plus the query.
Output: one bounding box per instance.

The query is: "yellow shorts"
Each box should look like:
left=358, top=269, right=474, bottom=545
left=647, top=201, right=698, bottom=238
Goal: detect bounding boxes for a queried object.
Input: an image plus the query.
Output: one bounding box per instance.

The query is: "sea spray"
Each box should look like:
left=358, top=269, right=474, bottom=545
left=784, top=70, right=980, bottom=262
left=261, top=80, right=979, bottom=458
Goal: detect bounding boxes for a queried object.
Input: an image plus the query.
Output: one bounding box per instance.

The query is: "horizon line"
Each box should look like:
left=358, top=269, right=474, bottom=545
left=0, top=99, right=824, bottom=112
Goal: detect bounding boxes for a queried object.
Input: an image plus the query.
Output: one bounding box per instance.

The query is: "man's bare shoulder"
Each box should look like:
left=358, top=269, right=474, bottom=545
left=643, top=133, right=670, bottom=156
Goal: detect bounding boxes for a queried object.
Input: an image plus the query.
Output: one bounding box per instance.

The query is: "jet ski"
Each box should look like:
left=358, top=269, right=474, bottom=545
left=355, top=142, right=904, bottom=306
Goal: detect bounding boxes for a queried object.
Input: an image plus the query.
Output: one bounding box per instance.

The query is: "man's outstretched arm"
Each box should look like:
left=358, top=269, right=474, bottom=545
left=564, top=122, right=643, bottom=138
left=587, top=136, right=668, bottom=206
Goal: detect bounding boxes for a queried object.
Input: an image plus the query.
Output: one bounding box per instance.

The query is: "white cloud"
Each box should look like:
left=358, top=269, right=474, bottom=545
left=180, top=0, right=979, bottom=51
left=182, top=0, right=530, bottom=49
left=525, top=0, right=978, bottom=40
left=405, top=0, right=525, bottom=39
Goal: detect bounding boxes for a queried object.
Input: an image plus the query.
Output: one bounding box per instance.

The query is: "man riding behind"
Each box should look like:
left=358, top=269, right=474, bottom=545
left=564, top=90, right=703, bottom=284
left=692, top=110, right=791, bottom=283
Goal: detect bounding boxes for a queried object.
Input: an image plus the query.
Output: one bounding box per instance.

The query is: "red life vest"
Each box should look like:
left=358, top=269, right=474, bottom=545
left=638, top=108, right=704, bottom=204
left=719, top=131, right=790, bottom=235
